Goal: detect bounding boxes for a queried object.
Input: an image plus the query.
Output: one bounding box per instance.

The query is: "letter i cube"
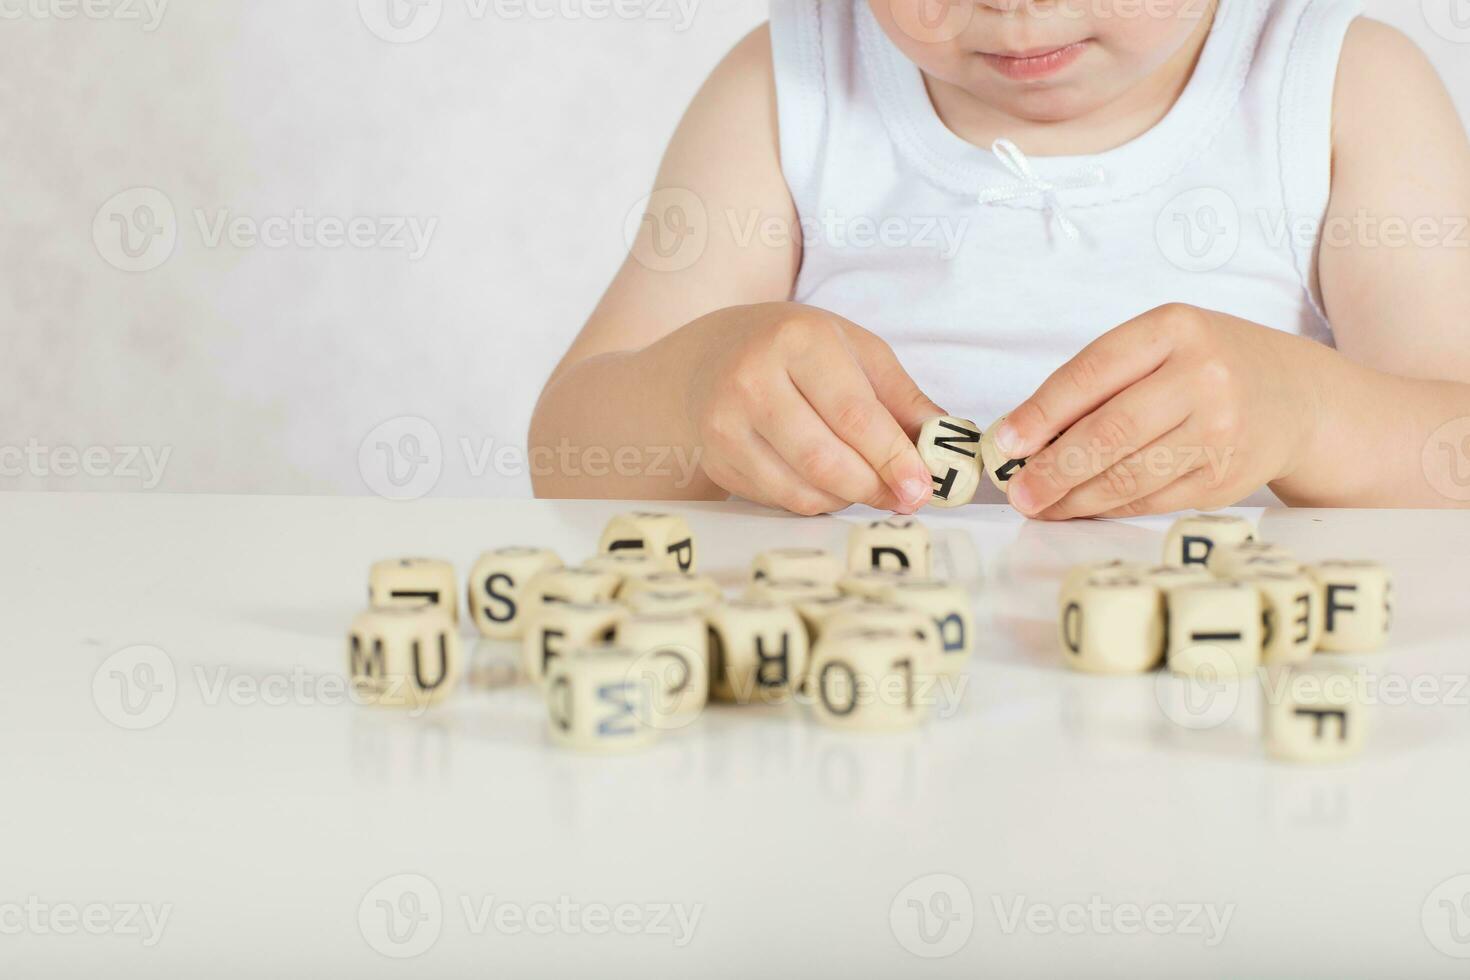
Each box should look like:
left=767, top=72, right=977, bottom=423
left=369, top=558, right=458, bottom=622
left=1166, top=580, right=1263, bottom=676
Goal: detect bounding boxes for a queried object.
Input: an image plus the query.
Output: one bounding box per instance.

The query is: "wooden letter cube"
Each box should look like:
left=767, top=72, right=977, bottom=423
left=1240, top=570, right=1321, bottom=665
left=1263, top=667, right=1367, bottom=763
left=1058, top=577, right=1164, bottom=674
left=846, top=517, right=932, bottom=575
left=750, top=548, right=843, bottom=585
left=879, top=578, right=975, bottom=677
left=522, top=601, right=627, bottom=685
left=1061, top=560, right=1148, bottom=594
left=580, top=552, right=665, bottom=597
left=838, top=569, right=911, bottom=600
left=526, top=566, right=621, bottom=612
left=979, top=413, right=1029, bottom=491
left=706, top=600, right=810, bottom=705
left=369, top=558, right=458, bottom=622
left=916, top=415, right=983, bottom=508
left=1166, top=580, right=1263, bottom=676
left=598, top=512, right=696, bottom=573
left=808, top=623, right=934, bottom=732
left=1310, top=561, right=1392, bottom=652
left=1208, top=540, right=1298, bottom=578
left=1162, top=514, right=1256, bottom=568
left=545, top=648, right=658, bottom=753
left=466, top=547, right=561, bottom=639
left=616, top=612, right=709, bottom=729
left=348, top=607, right=461, bottom=708
left=745, top=577, right=841, bottom=605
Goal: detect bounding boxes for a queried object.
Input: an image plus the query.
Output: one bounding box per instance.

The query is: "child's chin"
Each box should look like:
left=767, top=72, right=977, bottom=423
left=977, top=81, right=1119, bottom=126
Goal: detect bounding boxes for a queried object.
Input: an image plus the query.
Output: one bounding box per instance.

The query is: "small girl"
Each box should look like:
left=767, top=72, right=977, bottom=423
left=530, top=0, right=1470, bottom=517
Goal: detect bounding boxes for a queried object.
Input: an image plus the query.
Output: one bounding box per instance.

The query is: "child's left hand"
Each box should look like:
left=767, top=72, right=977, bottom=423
left=992, top=303, right=1329, bottom=520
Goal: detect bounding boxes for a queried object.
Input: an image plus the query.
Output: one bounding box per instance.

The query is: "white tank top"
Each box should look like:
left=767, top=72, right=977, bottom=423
left=770, top=0, right=1361, bottom=502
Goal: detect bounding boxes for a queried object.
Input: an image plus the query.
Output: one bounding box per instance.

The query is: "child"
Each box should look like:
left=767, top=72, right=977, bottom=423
left=530, top=0, right=1470, bottom=517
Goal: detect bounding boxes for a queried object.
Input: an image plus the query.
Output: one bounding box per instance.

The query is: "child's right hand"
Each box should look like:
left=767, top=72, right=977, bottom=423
left=676, top=303, right=943, bottom=516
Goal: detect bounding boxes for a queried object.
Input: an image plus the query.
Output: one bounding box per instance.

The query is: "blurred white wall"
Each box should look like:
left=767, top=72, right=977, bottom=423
left=2, top=0, right=1466, bottom=497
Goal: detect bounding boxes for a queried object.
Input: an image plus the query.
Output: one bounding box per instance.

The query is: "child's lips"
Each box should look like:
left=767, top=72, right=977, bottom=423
left=979, top=40, right=1091, bottom=81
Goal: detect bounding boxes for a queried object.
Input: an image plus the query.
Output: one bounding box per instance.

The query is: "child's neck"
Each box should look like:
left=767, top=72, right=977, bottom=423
left=922, top=8, right=1217, bottom=158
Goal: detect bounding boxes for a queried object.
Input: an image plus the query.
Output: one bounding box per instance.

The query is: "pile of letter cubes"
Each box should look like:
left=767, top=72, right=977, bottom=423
left=347, top=514, right=970, bottom=752
left=1060, top=513, right=1393, bottom=762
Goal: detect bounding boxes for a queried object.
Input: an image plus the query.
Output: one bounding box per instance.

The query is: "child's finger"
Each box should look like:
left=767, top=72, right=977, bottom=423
left=1094, top=466, right=1232, bottom=520
left=788, top=351, right=933, bottom=512
left=995, top=307, right=1182, bottom=459
left=1007, top=364, right=1193, bottom=516
left=844, top=330, right=947, bottom=437
left=754, top=380, right=900, bottom=512
left=707, top=430, right=848, bottom=517
left=1033, top=418, right=1207, bottom=521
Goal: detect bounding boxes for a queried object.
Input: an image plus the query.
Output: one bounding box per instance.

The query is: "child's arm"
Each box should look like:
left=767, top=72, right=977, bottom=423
left=529, top=27, right=940, bottom=514
left=989, top=20, right=1470, bottom=517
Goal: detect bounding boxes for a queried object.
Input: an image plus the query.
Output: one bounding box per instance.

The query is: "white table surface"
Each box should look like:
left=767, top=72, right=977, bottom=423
left=4, top=493, right=1470, bottom=977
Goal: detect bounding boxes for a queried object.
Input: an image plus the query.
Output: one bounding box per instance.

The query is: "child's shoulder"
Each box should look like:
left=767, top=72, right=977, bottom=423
left=1332, top=18, right=1461, bottom=156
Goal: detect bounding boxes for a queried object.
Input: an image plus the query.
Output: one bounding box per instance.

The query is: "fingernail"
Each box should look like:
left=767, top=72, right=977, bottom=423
left=994, top=422, right=1023, bottom=457
left=899, top=478, right=929, bottom=508
left=1009, top=480, right=1037, bottom=515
